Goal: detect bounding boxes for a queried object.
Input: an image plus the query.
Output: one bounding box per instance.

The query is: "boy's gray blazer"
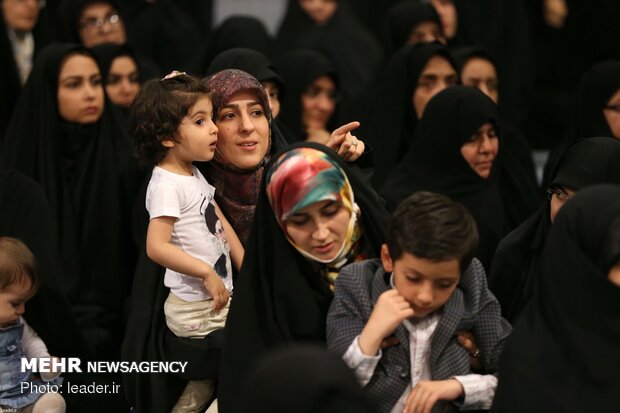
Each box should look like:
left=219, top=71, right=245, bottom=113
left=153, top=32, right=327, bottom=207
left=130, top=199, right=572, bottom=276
left=326, top=259, right=512, bottom=413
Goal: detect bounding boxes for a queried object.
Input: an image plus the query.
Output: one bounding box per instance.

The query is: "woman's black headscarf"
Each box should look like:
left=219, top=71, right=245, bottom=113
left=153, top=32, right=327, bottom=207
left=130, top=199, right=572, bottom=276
left=489, top=137, right=620, bottom=324
left=573, top=60, right=620, bottom=140
left=191, top=15, right=274, bottom=76
left=91, top=42, right=140, bottom=81
left=360, top=41, right=456, bottom=186
left=276, top=0, right=383, bottom=110
left=276, top=49, right=339, bottom=142
left=491, top=184, right=620, bottom=412
left=542, top=61, right=620, bottom=187
left=453, top=46, right=540, bottom=230
left=218, top=142, right=389, bottom=413
left=381, top=85, right=504, bottom=271
left=381, top=1, right=442, bottom=57
left=3, top=43, right=138, bottom=358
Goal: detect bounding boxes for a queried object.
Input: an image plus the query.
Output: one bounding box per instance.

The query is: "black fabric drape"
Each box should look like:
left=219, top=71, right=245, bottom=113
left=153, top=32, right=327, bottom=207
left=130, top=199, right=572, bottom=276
left=489, top=137, right=620, bottom=323
left=275, top=49, right=339, bottom=142
left=360, top=42, right=456, bottom=187
left=491, top=184, right=620, bottom=412
left=381, top=86, right=505, bottom=271
left=218, top=142, right=389, bottom=413
left=3, top=43, right=139, bottom=359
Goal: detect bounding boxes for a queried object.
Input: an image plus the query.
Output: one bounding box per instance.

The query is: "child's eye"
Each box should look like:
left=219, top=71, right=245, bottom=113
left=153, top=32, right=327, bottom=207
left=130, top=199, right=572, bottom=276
left=195, top=119, right=204, bottom=126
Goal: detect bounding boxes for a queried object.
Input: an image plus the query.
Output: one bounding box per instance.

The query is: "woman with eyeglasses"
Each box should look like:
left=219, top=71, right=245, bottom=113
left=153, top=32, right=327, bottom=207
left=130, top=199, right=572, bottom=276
left=56, top=0, right=160, bottom=79
left=276, top=49, right=341, bottom=144
left=489, top=137, right=620, bottom=324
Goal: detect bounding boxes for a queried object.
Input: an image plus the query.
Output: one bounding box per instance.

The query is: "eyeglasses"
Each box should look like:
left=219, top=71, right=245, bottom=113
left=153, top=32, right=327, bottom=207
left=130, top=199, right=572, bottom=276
left=546, top=187, right=572, bottom=202
left=604, top=103, right=620, bottom=113
left=80, top=13, right=120, bottom=31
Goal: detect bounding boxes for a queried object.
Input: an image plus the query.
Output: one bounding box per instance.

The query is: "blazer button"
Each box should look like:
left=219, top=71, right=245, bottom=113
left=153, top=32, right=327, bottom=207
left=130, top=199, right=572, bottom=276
left=398, top=367, right=409, bottom=379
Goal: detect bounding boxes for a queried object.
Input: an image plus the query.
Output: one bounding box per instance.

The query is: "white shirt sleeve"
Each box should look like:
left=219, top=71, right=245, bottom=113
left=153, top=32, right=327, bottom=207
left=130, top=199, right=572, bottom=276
left=146, top=179, right=182, bottom=219
left=342, top=335, right=382, bottom=386
left=21, top=319, right=60, bottom=381
left=452, top=374, right=497, bottom=410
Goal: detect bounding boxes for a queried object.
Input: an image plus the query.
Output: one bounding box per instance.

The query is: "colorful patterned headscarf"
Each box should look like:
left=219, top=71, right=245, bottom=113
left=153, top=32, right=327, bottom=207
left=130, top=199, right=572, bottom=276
left=266, top=147, right=361, bottom=278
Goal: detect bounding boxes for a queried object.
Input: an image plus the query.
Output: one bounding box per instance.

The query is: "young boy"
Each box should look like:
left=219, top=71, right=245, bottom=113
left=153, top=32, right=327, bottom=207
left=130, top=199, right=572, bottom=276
left=327, top=192, right=511, bottom=413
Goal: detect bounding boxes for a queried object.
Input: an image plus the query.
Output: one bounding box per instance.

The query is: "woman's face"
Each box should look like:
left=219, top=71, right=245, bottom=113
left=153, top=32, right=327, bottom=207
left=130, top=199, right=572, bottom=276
left=57, top=54, right=104, bottom=124
left=430, top=0, right=457, bottom=39
left=299, top=0, right=337, bottom=25
left=284, top=200, right=351, bottom=261
left=105, top=55, right=139, bottom=108
left=79, top=2, right=126, bottom=48
left=215, top=91, right=270, bottom=170
left=263, top=81, right=281, bottom=119
left=407, top=21, right=444, bottom=45
left=603, top=87, right=620, bottom=139
left=461, top=58, right=499, bottom=104
left=301, top=75, right=337, bottom=132
left=2, top=0, right=40, bottom=31
left=548, top=186, right=576, bottom=223
left=412, top=55, right=458, bottom=119
left=460, top=122, right=499, bottom=179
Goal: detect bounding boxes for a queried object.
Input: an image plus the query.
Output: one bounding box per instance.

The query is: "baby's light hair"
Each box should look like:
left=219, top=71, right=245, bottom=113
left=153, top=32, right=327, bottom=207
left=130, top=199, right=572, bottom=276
left=0, top=237, right=40, bottom=294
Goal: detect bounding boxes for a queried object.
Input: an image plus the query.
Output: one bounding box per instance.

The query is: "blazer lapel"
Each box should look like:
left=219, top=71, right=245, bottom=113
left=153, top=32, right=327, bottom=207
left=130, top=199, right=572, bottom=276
left=431, top=288, right=464, bottom=366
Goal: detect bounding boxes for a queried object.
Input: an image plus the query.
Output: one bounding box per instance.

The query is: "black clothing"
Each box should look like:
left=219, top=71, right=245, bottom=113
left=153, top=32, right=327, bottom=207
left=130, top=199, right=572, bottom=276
left=218, top=142, right=389, bottom=413
left=275, top=49, right=339, bottom=142
left=3, top=43, right=139, bottom=360
left=241, top=345, right=377, bottom=413
left=490, top=137, right=620, bottom=323
left=276, top=0, right=382, bottom=113
left=381, top=1, right=441, bottom=58
left=381, top=86, right=505, bottom=271
left=491, top=184, right=620, bottom=412
left=452, top=46, right=540, bottom=229
left=361, top=42, right=456, bottom=186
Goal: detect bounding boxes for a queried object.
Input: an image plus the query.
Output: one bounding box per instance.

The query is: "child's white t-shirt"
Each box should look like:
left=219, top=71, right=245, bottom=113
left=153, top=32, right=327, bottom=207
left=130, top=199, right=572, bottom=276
left=146, top=165, right=233, bottom=302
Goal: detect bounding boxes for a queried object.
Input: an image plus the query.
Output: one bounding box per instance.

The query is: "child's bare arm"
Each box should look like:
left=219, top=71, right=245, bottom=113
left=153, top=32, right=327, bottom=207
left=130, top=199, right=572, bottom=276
left=146, top=216, right=229, bottom=310
left=358, top=289, right=414, bottom=356
left=214, top=202, right=244, bottom=271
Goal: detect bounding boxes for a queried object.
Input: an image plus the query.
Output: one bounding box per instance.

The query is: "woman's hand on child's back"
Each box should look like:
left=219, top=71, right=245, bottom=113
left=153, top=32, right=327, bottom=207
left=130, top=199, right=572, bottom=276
left=203, top=272, right=229, bottom=312
left=359, top=290, right=414, bottom=356
left=404, top=379, right=464, bottom=413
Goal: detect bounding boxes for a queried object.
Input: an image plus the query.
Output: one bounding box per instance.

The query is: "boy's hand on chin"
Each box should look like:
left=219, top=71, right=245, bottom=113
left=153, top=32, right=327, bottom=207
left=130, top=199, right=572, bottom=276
left=404, top=379, right=464, bottom=413
left=359, top=290, right=414, bottom=356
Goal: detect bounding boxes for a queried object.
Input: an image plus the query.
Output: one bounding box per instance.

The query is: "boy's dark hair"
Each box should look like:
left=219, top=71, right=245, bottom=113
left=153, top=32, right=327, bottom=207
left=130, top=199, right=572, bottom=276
left=130, top=72, right=211, bottom=166
left=386, top=192, right=479, bottom=270
left=0, top=237, right=40, bottom=294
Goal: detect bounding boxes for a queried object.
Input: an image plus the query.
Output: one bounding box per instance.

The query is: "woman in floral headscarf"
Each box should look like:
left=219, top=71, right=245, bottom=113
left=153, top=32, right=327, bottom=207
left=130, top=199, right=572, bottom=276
left=218, top=142, right=389, bottom=413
